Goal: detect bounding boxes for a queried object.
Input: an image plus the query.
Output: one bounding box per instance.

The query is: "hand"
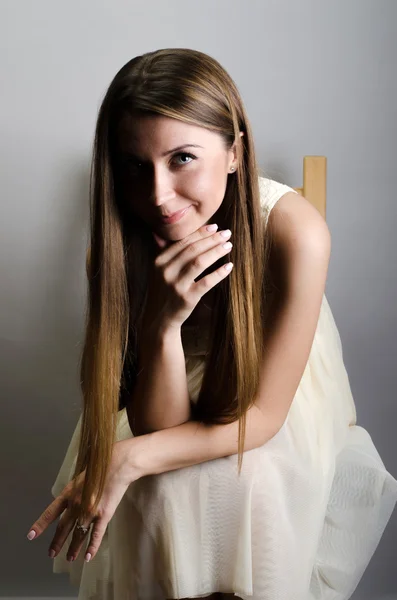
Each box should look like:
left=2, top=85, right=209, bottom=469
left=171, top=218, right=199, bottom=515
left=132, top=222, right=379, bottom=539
left=145, top=223, right=233, bottom=330
left=26, top=439, right=141, bottom=563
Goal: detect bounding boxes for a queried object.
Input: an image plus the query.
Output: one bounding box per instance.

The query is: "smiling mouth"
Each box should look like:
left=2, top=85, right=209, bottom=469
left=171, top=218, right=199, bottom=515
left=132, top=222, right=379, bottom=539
left=158, top=205, right=192, bottom=224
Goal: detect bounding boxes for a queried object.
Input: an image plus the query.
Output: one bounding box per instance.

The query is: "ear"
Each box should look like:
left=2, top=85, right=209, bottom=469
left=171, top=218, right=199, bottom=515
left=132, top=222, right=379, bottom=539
left=229, top=131, right=244, bottom=170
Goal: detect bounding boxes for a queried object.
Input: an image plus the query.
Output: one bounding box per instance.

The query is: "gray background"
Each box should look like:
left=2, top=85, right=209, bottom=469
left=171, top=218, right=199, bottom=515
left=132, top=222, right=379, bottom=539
left=1, top=0, right=396, bottom=598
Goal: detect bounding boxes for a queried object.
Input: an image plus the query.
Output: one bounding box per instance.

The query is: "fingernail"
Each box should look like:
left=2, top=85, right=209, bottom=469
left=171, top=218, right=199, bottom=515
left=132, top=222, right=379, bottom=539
left=85, top=552, right=92, bottom=562
left=206, top=224, right=218, bottom=232
left=27, top=530, right=36, bottom=540
left=67, top=555, right=75, bottom=562
left=220, top=229, right=231, bottom=238
left=49, top=549, right=55, bottom=558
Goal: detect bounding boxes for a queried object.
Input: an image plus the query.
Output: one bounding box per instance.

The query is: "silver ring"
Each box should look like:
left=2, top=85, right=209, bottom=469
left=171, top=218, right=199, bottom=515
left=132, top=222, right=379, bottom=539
left=75, top=519, right=90, bottom=535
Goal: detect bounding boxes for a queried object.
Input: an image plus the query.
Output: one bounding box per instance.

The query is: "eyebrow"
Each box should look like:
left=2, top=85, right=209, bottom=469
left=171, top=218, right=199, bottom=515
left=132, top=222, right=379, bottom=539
left=121, top=144, right=204, bottom=159
left=161, top=144, right=203, bottom=156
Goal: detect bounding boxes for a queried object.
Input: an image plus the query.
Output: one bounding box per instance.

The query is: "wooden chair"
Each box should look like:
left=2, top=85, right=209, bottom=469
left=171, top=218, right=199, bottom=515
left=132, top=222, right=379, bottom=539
left=293, top=155, right=327, bottom=220
left=86, top=155, right=327, bottom=276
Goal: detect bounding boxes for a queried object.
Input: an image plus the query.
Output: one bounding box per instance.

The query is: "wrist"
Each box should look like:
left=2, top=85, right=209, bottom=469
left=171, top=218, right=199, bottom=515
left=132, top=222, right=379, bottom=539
left=144, top=317, right=181, bottom=339
left=124, top=432, right=155, bottom=480
left=139, top=322, right=182, bottom=368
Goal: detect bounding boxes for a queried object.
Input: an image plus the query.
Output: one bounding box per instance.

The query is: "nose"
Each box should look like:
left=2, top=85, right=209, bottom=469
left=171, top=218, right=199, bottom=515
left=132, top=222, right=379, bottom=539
left=149, top=164, right=176, bottom=208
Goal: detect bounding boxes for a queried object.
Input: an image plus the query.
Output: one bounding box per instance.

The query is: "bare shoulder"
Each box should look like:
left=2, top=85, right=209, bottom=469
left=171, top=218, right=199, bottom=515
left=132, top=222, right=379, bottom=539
left=267, top=191, right=331, bottom=256
left=266, top=191, right=331, bottom=295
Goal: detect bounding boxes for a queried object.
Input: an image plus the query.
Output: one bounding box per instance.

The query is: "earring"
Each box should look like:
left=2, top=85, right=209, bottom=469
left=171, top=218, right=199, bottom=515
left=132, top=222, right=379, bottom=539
left=230, top=166, right=235, bottom=172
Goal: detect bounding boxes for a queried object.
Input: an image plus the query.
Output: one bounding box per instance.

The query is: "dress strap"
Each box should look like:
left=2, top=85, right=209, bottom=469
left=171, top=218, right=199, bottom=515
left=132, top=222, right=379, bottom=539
left=259, top=176, right=298, bottom=218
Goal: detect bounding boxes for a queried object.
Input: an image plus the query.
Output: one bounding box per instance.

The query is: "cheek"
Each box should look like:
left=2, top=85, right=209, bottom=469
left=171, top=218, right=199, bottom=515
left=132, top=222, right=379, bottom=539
left=118, top=176, right=148, bottom=216
left=185, top=167, right=227, bottom=211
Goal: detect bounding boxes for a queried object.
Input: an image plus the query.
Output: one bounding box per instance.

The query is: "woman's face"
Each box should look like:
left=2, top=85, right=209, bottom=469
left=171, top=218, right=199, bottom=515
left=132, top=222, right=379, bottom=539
left=116, top=113, right=239, bottom=241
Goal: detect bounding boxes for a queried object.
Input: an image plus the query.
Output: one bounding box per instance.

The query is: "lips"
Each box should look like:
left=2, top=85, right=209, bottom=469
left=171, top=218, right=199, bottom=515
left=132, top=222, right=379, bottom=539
left=158, top=205, right=192, bottom=224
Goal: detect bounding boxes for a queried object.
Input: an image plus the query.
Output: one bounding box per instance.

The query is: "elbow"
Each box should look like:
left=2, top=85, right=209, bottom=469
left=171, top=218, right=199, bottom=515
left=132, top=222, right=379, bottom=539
left=127, top=403, right=192, bottom=437
left=268, top=408, right=290, bottom=441
left=132, top=420, right=190, bottom=437
left=271, top=414, right=288, bottom=439
left=252, top=403, right=288, bottom=447
left=126, top=402, right=152, bottom=437
left=130, top=421, right=156, bottom=437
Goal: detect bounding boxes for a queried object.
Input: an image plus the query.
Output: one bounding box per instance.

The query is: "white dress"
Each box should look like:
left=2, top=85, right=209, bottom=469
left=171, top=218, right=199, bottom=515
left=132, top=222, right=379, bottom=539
left=51, top=177, right=397, bottom=600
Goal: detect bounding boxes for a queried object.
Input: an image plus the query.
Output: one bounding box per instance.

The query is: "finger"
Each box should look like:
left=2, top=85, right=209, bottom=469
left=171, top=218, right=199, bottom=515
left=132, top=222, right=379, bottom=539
left=27, top=494, right=69, bottom=540
left=48, top=507, right=78, bottom=558
left=175, top=232, right=233, bottom=291
left=66, top=517, right=96, bottom=562
left=192, top=256, right=234, bottom=297
left=152, top=231, right=169, bottom=249
left=82, top=517, right=109, bottom=562
left=154, top=223, right=219, bottom=266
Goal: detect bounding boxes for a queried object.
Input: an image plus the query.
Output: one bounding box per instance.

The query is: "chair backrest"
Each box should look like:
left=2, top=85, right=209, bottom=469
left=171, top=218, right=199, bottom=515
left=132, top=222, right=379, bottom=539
left=293, top=155, right=327, bottom=220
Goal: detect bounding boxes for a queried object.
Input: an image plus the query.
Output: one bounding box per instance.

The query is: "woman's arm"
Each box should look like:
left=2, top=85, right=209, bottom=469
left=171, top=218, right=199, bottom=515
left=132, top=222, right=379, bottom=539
left=86, top=245, right=192, bottom=435
left=129, top=402, right=278, bottom=476
left=127, top=193, right=331, bottom=478
left=128, top=322, right=191, bottom=436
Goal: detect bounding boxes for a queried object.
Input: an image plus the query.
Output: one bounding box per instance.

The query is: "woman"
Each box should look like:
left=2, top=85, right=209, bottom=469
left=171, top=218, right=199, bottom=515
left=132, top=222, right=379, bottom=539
left=27, top=48, right=397, bottom=600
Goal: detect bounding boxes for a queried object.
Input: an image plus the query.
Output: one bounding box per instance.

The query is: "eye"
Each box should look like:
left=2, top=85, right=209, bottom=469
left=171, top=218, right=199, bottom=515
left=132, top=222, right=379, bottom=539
left=119, top=152, right=197, bottom=178
left=172, top=152, right=196, bottom=166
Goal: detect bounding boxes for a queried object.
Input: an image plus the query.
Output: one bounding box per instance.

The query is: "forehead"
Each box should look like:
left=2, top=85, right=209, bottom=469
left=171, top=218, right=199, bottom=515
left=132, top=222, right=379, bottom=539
left=116, top=112, right=222, bottom=152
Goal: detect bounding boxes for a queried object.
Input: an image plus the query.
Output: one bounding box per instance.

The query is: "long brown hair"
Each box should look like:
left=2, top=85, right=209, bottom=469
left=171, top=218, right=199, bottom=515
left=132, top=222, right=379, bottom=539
left=72, top=48, right=275, bottom=521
